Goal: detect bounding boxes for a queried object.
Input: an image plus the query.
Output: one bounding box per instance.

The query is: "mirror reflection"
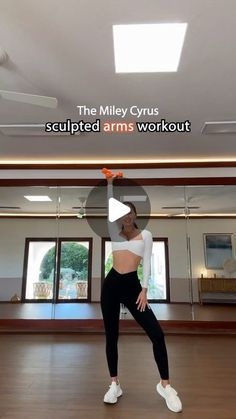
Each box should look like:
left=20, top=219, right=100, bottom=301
left=0, top=184, right=192, bottom=322
left=1, top=183, right=235, bottom=323
left=132, top=185, right=192, bottom=320
left=0, top=186, right=59, bottom=319
left=186, top=185, right=236, bottom=321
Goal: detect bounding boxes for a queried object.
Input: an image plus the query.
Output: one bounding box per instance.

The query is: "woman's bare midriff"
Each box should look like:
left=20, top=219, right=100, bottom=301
left=112, top=250, right=142, bottom=274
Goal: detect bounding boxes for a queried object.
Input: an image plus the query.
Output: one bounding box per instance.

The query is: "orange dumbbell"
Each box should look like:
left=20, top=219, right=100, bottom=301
left=115, top=171, right=123, bottom=178
left=101, top=168, right=114, bottom=178
left=101, top=167, right=108, bottom=174
left=101, top=168, right=124, bottom=179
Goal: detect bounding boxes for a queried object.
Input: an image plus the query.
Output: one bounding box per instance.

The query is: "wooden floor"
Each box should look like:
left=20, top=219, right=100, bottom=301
left=0, top=334, right=235, bottom=419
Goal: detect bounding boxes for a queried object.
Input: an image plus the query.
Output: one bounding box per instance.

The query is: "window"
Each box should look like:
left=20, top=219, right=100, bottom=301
left=102, top=237, right=170, bottom=302
left=22, top=238, right=92, bottom=302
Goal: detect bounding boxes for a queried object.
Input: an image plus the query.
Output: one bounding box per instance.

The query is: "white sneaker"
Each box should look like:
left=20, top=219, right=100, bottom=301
left=156, top=381, right=182, bottom=412
left=103, top=381, right=123, bottom=404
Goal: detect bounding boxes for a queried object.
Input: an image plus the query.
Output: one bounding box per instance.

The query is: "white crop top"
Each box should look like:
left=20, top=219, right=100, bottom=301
left=107, top=182, right=153, bottom=289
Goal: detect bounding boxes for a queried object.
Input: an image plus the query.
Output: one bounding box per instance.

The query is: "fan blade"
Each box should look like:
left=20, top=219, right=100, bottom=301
left=0, top=206, right=21, bottom=209
left=72, top=206, right=107, bottom=209
left=162, top=206, right=200, bottom=209
left=0, top=90, right=58, bottom=108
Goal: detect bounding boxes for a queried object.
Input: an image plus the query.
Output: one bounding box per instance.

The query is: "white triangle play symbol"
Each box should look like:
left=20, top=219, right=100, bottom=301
left=109, top=198, right=131, bottom=222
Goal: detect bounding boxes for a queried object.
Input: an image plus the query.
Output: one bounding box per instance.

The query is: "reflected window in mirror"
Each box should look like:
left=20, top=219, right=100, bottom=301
left=22, top=238, right=92, bottom=302
left=102, top=237, right=170, bottom=302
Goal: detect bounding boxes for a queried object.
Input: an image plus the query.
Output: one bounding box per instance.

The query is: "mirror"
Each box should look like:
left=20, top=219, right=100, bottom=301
left=0, top=186, right=60, bottom=320
left=52, top=186, right=95, bottom=320
left=4, top=182, right=235, bottom=323
left=186, top=185, right=236, bottom=321
left=56, top=184, right=192, bottom=321
left=143, top=185, right=192, bottom=321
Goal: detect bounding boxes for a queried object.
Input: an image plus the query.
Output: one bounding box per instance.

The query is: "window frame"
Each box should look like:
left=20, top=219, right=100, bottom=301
left=101, top=236, right=170, bottom=303
left=21, top=237, right=93, bottom=303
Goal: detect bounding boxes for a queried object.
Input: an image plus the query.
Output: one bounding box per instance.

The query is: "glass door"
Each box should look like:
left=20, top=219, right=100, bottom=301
left=148, top=239, right=169, bottom=301
left=57, top=239, right=92, bottom=301
left=22, top=238, right=56, bottom=301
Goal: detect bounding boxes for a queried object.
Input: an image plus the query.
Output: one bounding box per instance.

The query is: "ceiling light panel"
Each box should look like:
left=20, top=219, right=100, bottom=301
left=24, top=196, right=52, bottom=202
left=121, top=195, right=147, bottom=201
left=113, top=23, right=187, bottom=73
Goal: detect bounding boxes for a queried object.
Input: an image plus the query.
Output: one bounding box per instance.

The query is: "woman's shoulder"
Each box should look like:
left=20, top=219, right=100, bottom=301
left=141, top=229, right=153, bottom=239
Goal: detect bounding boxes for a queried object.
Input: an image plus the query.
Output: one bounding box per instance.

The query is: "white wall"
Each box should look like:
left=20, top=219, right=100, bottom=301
left=1, top=217, right=235, bottom=302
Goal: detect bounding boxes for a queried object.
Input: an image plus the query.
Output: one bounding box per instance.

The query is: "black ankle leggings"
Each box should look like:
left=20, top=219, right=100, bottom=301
left=100, top=267, right=169, bottom=379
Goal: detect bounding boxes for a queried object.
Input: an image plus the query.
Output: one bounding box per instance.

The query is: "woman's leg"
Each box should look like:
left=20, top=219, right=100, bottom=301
left=127, top=301, right=169, bottom=379
left=123, top=294, right=169, bottom=380
left=100, top=272, right=121, bottom=379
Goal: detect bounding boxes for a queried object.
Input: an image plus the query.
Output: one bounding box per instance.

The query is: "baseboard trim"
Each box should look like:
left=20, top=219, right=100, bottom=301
left=0, top=319, right=235, bottom=335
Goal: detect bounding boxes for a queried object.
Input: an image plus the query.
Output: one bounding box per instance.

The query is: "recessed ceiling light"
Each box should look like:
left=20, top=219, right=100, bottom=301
left=121, top=195, right=147, bottom=202
left=24, top=196, right=52, bottom=202
left=113, top=23, right=187, bottom=73
left=202, top=121, right=236, bottom=134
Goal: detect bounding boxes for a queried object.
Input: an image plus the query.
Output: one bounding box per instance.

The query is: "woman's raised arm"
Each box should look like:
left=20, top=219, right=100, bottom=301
left=106, top=177, right=122, bottom=241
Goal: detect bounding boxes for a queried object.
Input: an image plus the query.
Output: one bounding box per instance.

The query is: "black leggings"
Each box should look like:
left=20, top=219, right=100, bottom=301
left=100, top=267, right=169, bottom=379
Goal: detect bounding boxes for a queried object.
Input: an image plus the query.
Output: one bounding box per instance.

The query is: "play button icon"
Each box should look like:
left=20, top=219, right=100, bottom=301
left=108, top=198, right=131, bottom=222
left=85, top=177, right=151, bottom=240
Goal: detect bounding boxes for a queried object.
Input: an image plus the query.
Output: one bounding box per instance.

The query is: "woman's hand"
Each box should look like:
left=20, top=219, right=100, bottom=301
left=136, top=289, right=150, bottom=312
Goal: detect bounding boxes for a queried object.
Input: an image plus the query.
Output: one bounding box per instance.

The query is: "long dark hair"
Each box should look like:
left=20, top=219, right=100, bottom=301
left=122, top=201, right=138, bottom=229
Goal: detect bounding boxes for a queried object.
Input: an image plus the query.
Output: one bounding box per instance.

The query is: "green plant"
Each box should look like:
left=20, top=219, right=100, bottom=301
left=40, top=242, right=88, bottom=280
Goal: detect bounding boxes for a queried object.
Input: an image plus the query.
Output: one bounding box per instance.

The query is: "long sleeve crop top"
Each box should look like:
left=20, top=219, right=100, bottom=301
left=107, top=181, right=153, bottom=289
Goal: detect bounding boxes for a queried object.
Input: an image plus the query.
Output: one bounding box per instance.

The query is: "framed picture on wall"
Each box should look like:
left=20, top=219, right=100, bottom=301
left=203, top=233, right=234, bottom=269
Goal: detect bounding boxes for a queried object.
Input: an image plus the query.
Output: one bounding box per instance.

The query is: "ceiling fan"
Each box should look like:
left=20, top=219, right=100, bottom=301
left=162, top=206, right=200, bottom=217
left=0, top=48, right=57, bottom=130
left=72, top=197, right=107, bottom=218
left=0, top=90, right=58, bottom=108
left=74, top=198, right=86, bottom=219
left=162, top=195, right=201, bottom=216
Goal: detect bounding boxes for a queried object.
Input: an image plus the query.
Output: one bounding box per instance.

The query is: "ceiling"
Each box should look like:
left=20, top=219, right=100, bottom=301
left=0, top=0, right=236, bottom=163
left=1, top=185, right=236, bottom=216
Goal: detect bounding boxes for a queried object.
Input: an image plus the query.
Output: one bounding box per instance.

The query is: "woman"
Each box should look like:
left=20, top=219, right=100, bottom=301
left=100, top=173, right=182, bottom=413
